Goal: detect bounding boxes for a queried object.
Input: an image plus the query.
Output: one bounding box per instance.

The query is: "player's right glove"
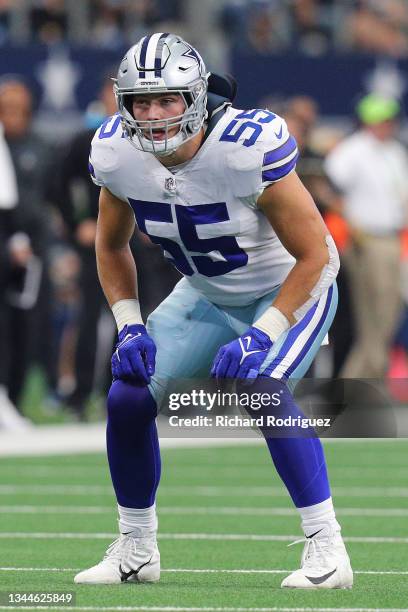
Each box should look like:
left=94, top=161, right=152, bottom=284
left=211, top=326, right=273, bottom=380
left=111, top=324, right=156, bottom=385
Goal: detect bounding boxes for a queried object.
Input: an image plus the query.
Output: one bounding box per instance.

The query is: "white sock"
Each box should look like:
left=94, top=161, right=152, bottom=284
left=118, top=503, right=157, bottom=536
left=297, top=497, right=339, bottom=537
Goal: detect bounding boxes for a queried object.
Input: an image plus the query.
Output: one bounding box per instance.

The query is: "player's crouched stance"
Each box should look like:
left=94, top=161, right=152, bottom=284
left=74, top=33, right=353, bottom=589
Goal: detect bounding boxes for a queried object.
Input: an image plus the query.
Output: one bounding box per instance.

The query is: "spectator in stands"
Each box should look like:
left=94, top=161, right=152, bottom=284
left=346, top=0, right=408, bottom=57
left=89, top=0, right=183, bottom=48
left=325, top=93, right=408, bottom=379
left=253, top=2, right=292, bottom=53
left=290, top=0, right=332, bottom=55
left=0, top=0, right=12, bottom=46
left=30, top=0, right=67, bottom=45
left=221, top=0, right=290, bottom=53
left=0, top=77, right=55, bottom=405
left=89, top=1, right=126, bottom=50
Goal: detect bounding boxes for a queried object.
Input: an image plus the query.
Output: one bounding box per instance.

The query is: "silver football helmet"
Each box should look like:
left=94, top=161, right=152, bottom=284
left=114, top=33, right=209, bottom=156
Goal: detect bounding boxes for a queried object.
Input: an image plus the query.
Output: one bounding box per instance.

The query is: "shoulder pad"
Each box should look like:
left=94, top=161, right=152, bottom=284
left=225, top=145, right=264, bottom=199
left=223, top=112, right=299, bottom=205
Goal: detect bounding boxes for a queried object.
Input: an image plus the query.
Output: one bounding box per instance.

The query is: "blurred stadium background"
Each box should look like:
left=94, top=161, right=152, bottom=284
left=2, top=0, right=408, bottom=432
left=1, top=2, right=408, bottom=609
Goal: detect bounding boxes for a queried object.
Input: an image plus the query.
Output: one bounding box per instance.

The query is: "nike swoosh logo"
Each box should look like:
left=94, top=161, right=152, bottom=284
left=119, top=564, right=137, bottom=582
left=306, top=529, right=323, bottom=539
left=305, top=567, right=337, bottom=585
left=124, top=332, right=141, bottom=342
left=118, top=333, right=142, bottom=351
left=244, top=335, right=252, bottom=351
left=274, top=125, right=283, bottom=139
left=119, top=556, right=153, bottom=583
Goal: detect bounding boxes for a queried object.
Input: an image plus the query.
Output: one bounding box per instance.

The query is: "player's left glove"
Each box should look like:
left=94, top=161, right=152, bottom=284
left=211, top=327, right=273, bottom=379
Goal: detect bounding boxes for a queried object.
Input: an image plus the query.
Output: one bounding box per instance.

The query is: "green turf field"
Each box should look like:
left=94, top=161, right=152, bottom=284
left=0, top=440, right=408, bottom=611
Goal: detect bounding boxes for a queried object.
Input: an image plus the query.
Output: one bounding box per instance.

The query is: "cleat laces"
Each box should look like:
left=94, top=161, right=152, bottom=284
left=288, top=535, right=332, bottom=572
left=103, top=535, right=135, bottom=568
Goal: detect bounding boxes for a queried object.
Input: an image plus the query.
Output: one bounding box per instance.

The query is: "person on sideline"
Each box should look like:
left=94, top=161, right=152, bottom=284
left=325, top=94, right=408, bottom=379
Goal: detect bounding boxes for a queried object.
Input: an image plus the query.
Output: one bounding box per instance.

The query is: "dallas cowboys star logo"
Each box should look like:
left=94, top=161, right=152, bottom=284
left=181, top=46, right=201, bottom=65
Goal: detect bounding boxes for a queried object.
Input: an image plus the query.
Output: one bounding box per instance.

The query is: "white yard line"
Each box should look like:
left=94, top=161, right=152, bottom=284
left=2, top=484, right=408, bottom=497
left=1, top=505, right=408, bottom=517
left=0, top=566, right=408, bottom=576
left=1, top=606, right=408, bottom=612
left=0, top=485, right=112, bottom=495
left=1, top=465, right=407, bottom=478
left=0, top=422, right=406, bottom=457
left=0, top=532, right=407, bottom=543
left=0, top=425, right=269, bottom=457
left=161, top=486, right=408, bottom=498
left=0, top=506, right=112, bottom=514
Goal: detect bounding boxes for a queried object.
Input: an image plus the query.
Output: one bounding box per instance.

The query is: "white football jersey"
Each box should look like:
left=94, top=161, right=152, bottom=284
left=89, top=106, right=298, bottom=306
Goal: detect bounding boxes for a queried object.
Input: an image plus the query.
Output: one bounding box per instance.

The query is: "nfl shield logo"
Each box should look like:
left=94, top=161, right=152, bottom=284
left=164, top=177, right=177, bottom=193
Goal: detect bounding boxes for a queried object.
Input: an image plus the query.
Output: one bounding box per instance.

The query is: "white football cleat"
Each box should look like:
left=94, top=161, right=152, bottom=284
left=281, top=522, right=353, bottom=589
left=74, top=532, right=160, bottom=584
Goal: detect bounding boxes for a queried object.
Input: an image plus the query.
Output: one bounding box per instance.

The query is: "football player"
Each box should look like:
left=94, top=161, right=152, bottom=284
left=75, top=33, right=353, bottom=589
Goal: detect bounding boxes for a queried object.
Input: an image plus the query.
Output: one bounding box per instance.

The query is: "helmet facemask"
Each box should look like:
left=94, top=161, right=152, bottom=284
left=115, top=80, right=207, bottom=157
left=113, top=34, right=209, bottom=157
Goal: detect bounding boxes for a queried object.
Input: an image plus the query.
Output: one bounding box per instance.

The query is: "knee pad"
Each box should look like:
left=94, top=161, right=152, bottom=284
left=107, top=380, right=157, bottom=430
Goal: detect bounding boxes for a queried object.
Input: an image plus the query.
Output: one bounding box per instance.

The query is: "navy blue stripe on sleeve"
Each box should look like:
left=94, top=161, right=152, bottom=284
left=262, top=151, right=299, bottom=182
left=263, top=134, right=297, bottom=167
